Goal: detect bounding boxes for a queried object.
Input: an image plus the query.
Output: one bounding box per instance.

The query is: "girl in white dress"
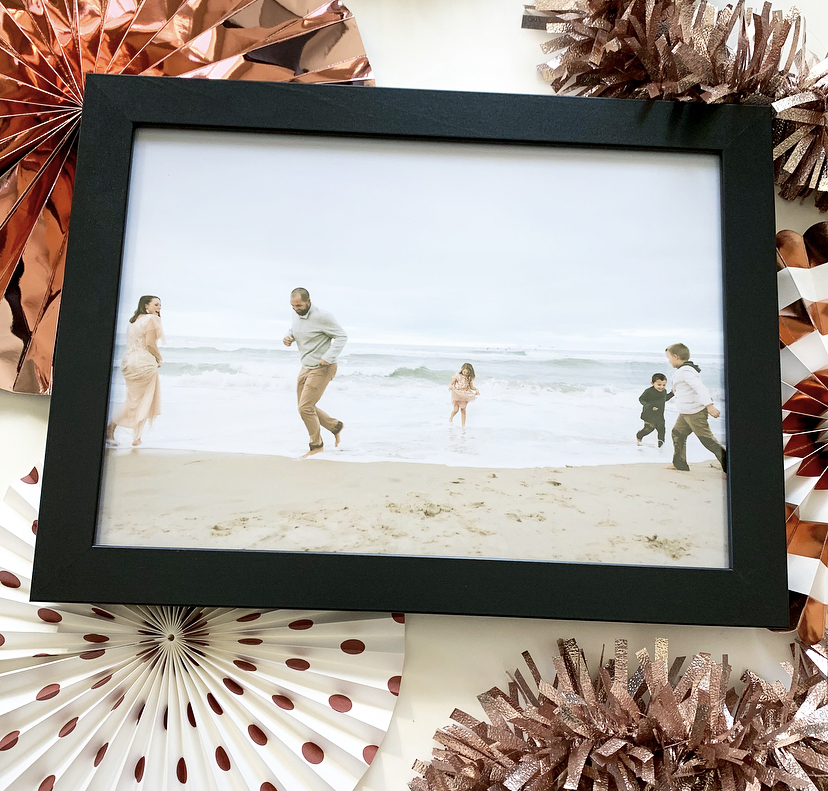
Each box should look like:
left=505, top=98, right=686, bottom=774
left=449, top=363, right=480, bottom=427
left=107, top=295, right=164, bottom=446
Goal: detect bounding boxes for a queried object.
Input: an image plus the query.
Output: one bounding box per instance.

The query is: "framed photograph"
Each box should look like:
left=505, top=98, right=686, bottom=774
left=32, top=74, right=786, bottom=625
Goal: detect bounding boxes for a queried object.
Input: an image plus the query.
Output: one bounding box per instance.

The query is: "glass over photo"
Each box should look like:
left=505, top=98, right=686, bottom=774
left=97, top=128, right=728, bottom=569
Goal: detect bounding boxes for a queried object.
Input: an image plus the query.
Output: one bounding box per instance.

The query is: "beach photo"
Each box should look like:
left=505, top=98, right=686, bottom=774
left=97, top=126, right=728, bottom=568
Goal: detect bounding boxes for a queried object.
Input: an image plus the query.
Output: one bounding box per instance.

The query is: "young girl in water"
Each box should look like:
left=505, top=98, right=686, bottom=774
left=449, top=363, right=480, bottom=427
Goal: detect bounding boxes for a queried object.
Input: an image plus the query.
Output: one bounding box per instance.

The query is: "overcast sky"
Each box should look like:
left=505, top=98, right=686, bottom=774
left=117, top=127, right=724, bottom=354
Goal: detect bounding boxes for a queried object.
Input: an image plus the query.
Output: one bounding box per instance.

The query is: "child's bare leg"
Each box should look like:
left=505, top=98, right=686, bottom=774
left=450, top=404, right=459, bottom=422
left=460, top=406, right=467, bottom=427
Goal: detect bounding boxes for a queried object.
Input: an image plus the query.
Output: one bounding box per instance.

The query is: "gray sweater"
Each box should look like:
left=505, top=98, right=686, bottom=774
left=287, top=305, right=348, bottom=369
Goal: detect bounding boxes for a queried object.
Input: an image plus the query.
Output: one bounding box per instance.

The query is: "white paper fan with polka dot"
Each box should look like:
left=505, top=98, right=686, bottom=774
left=0, top=467, right=405, bottom=791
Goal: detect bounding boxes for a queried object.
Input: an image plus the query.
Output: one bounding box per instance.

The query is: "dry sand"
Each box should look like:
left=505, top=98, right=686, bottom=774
left=98, top=450, right=728, bottom=567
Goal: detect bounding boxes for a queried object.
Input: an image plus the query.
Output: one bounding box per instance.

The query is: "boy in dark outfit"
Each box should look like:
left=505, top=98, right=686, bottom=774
left=636, top=373, right=674, bottom=447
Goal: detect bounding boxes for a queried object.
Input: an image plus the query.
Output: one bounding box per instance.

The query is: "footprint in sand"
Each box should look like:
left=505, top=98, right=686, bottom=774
left=635, top=534, right=691, bottom=560
left=210, top=524, right=233, bottom=537
left=506, top=511, right=546, bottom=523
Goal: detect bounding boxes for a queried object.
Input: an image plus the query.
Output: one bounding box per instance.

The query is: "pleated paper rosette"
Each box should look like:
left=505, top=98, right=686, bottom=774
left=0, top=0, right=373, bottom=395
left=0, top=467, right=404, bottom=790
left=778, top=223, right=828, bottom=643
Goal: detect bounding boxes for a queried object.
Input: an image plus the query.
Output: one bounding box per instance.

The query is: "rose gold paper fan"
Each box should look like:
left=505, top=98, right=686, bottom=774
left=778, top=223, right=828, bottom=643
left=0, top=0, right=373, bottom=395
left=0, top=467, right=404, bottom=790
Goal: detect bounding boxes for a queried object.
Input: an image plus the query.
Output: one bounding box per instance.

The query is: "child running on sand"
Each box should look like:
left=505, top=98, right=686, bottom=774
left=665, top=343, right=726, bottom=472
left=449, top=363, right=480, bottom=427
left=636, top=373, right=673, bottom=447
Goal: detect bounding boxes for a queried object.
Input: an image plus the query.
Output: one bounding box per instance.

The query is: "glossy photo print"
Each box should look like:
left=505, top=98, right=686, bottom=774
left=97, top=126, right=728, bottom=568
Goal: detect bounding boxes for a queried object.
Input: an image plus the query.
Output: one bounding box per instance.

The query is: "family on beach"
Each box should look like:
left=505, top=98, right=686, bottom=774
left=108, top=288, right=483, bottom=455
left=282, top=287, right=480, bottom=452
left=107, top=293, right=724, bottom=474
left=636, top=342, right=727, bottom=473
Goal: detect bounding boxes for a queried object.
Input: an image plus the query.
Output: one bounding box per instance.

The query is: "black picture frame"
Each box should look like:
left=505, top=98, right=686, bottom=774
left=32, top=73, right=786, bottom=626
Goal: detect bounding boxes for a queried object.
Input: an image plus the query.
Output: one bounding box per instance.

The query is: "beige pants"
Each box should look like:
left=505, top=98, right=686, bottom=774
left=296, top=364, right=340, bottom=448
left=671, top=408, right=726, bottom=470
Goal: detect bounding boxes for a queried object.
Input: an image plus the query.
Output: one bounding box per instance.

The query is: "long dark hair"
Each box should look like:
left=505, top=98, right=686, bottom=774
left=460, top=363, right=475, bottom=380
left=130, top=295, right=160, bottom=323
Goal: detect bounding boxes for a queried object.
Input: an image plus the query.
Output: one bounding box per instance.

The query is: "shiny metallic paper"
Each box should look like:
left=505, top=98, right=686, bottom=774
left=778, top=222, right=828, bottom=645
left=412, top=638, right=828, bottom=791
left=0, top=0, right=372, bottom=394
left=523, top=1, right=828, bottom=213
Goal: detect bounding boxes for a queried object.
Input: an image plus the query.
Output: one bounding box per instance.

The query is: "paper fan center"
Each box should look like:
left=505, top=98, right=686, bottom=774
left=138, top=608, right=209, bottom=664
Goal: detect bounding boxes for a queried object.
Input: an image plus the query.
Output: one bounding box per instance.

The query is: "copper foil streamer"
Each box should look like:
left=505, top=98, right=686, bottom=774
left=411, top=638, right=828, bottom=791
left=0, top=0, right=372, bottom=395
left=523, top=1, right=828, bottom=212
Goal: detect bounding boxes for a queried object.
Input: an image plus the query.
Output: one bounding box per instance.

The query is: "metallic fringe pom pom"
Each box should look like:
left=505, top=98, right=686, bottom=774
left=523, top=1, right=828, bottom=211
left=411, top=638, right=828, bottom=791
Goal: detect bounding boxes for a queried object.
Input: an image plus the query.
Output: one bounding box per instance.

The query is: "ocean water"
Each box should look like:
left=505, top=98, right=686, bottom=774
left=107, top=339, right=726, bottom=468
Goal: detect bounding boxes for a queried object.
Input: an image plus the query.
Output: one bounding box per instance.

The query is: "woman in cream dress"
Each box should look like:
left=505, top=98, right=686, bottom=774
left=106, top=295, right=164, bottom=446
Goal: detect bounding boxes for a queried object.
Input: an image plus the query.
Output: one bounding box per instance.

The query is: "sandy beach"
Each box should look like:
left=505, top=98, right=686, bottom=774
left=98, top=450, right=728, bottom=568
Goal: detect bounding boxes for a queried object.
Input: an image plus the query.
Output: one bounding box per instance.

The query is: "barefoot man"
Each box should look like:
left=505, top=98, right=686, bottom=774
left=283, top=288, right=347, bottom=457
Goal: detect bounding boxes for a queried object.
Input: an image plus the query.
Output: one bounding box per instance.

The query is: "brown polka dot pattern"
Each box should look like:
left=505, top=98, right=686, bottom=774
left=392, top=613, right=405, bottom=623
left=302, top=742, right=325, bottom=764
left=341, top=639, right=366, bottom=655
left=177, top=757, right=187, bottom=783
left=0, top=570, right=20, bottom=588
left=134, top=757, right=145, bottom=782
left=0, top=731, right=19, bottom=750
left=223, top=678, right=244, bottom=695
left=21, top=467, right=38, bottom=484
left=59, top=717, right=78, bottom=737
left=80, top=649, right=105, bottom=660
left=207, top=693, right=223, bottom=715
left=388, top=676, right=402, bottom=696
left=36, top=684, right=60, bottom=701
left=0, top=474, right=406, bottom=791
left=329, top=694, right=353, bottom=712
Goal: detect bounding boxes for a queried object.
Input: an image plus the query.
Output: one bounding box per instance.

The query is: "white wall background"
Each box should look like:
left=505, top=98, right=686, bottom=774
left=3, top=1, right=828, bottom=788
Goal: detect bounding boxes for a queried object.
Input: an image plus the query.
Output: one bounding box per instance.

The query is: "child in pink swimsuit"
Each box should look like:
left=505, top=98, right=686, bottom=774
left=449, top=363, right=480, bottom=427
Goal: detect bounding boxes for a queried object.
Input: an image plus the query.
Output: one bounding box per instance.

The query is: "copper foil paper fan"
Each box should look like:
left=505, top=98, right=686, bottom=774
left=0, top=467, right=405, bottom=790
left=0, top=0, right=372, bottom=395
left=778, top=223, right=828, bottom=644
